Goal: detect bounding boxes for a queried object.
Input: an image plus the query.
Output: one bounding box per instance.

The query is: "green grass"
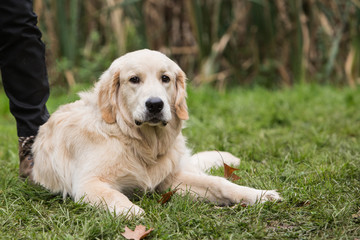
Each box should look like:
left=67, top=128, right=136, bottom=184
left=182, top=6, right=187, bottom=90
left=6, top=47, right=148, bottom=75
left=1, top=84, right=360, bottom=239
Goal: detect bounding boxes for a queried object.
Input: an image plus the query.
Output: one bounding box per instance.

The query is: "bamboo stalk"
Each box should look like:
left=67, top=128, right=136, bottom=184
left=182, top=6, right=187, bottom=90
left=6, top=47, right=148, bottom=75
left=107, top=0, right=126, bottom=55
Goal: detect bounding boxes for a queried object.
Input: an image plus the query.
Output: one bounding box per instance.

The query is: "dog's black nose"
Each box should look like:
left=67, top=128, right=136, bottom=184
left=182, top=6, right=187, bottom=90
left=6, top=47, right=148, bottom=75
left=146, top=97, right=164, bottom=114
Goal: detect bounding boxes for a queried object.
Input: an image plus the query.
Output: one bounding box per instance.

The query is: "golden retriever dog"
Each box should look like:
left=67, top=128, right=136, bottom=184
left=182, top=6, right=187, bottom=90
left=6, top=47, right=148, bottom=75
left=32, top=49, right=281, bottom=217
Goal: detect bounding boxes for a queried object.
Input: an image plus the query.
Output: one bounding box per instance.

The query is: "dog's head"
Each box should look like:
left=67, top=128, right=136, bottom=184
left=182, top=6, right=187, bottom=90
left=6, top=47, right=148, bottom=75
left=97, top=49, right=188, bottom=127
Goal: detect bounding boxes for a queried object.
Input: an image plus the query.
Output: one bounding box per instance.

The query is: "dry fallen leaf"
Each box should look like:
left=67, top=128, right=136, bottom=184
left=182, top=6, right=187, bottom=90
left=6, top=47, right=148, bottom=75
left=158, top=189, right=178, bottom=204
left=121, top=225, right=154, bottom=240
left=240, top=202, right=247, bottom=207
left=224, top=163, right=241, bottom=181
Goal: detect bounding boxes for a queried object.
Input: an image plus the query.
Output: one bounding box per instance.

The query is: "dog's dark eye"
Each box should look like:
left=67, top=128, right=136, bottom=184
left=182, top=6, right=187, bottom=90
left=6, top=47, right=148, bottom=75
left=161, top=75, right=170, bottom=83
left=129, top=76, right=140, bottom=84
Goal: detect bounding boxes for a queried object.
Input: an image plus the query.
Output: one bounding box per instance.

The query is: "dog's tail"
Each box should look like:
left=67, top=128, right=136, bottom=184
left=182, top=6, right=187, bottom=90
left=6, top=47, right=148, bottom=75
left=190, top=151, right=240, bottom=172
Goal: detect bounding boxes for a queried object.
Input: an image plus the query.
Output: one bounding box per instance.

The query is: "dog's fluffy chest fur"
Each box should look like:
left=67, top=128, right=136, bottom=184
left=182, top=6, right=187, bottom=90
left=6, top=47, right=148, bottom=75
left=107, top=129, right=187, bottom=193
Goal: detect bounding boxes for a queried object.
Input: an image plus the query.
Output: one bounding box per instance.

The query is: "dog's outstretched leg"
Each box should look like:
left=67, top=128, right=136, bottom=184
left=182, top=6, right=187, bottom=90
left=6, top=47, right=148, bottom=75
left=172, top=171, right=281, bottom=206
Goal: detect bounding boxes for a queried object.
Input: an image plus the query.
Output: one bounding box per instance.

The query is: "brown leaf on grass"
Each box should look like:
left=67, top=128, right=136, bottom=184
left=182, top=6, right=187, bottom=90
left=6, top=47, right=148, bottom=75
left=158, top=189, right=178, bottom=204
left=240, top=202, right=247, bottom=207
left=121, top=225, right=154, bottom=240
left=224, top=163, right=241, bottom=181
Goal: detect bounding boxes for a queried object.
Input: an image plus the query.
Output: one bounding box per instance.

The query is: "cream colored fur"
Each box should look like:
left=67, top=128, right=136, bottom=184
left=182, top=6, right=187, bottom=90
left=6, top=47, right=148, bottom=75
left=32, top=49, right=281, bottom=217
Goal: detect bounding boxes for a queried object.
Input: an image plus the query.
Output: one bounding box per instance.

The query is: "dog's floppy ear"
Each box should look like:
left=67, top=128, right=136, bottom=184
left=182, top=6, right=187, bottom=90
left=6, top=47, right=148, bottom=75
left=175, top=70, right=189, bottom=120
left=98, top=71, right=120, bottom=124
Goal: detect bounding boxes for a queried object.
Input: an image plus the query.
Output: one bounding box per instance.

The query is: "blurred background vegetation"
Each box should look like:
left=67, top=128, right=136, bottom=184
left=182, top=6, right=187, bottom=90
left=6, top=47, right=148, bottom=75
left=33, top=0, right=360, bottom=89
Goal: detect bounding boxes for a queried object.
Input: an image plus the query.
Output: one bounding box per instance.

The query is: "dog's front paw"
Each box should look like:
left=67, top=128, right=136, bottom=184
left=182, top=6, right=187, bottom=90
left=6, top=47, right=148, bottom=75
left=114, top=204, right=145, bottom=219
left=241, top=189, right=282, bottom=206
left=258, top=190, right=282, bottom=203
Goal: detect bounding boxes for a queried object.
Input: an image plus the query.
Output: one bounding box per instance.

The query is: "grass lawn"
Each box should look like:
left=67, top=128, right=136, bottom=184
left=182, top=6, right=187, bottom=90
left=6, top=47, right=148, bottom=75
left=0, top=84, right=359, bottom=239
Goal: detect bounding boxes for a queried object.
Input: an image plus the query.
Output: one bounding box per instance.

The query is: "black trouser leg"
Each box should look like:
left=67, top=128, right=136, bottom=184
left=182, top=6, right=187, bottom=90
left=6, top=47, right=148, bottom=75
left=0, top=0, right=50, bottom=137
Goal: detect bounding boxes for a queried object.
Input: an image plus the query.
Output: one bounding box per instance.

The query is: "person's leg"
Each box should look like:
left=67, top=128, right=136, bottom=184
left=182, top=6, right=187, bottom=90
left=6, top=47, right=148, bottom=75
left=0, top=0, right=50, bottom=178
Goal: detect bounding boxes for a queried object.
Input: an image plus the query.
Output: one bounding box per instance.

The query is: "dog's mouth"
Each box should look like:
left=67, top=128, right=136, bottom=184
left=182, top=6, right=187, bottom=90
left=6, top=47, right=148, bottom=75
left=135, top=118, right=168, bottom=127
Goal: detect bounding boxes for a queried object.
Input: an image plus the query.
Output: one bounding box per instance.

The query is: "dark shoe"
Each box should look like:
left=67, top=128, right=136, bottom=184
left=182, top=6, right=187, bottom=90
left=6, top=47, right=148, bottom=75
left=18, top=136, right=35, bottom=180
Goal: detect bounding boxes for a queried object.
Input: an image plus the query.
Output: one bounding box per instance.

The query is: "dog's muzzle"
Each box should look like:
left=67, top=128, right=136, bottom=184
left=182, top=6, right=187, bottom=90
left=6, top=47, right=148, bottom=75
left=135, top=97, right=168, bottom=126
